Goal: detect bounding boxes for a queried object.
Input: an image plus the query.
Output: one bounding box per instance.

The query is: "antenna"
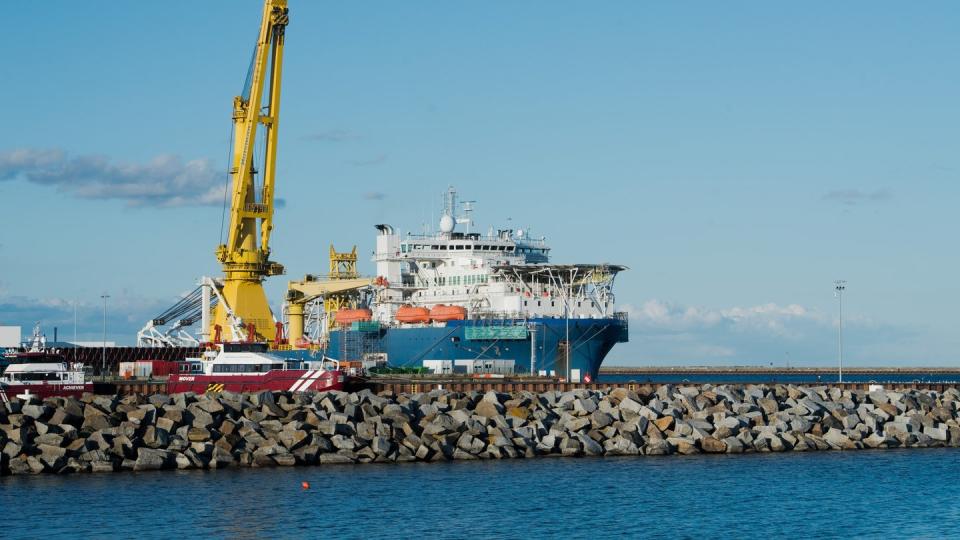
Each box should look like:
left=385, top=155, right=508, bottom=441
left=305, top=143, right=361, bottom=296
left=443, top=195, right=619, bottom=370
left=443, top=186, right=456, bottom=216
left=459, top=200, right=475, bottom=235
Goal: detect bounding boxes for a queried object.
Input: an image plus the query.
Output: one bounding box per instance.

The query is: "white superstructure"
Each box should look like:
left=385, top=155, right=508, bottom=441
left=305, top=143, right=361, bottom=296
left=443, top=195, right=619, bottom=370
left=371, top=186, right=624, bottom=325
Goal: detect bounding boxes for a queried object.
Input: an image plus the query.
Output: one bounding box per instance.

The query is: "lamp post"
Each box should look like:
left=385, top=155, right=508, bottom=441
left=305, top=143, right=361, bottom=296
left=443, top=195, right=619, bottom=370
left=101, top=293, right=110, bottom=380
left=834, top=281, right=846, bottom=383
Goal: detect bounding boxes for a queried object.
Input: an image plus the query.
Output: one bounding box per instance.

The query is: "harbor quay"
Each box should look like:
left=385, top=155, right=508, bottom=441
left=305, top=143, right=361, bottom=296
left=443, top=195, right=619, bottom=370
left=2, top=383, right=959, bottom=475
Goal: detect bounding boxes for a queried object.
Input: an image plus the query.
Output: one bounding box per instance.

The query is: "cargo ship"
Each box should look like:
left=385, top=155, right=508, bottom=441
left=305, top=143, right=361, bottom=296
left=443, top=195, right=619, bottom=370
left=309, top=188, right=628, bottom=382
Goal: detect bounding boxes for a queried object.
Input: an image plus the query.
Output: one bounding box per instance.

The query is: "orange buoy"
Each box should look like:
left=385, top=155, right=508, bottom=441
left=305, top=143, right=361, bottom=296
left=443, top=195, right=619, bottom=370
left=335, top=308, right=373, bottom=326
left=395, top=305, right=431, bottom=324
left=301, top=481, right=310, bottom=489
left=429, top=304, right=467, bottom=322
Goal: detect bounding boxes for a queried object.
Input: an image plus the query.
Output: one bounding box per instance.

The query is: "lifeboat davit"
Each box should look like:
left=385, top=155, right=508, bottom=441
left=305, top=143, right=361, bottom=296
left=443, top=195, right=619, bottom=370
left=395, top=305, right=431, bottom=324
left=336, top=308, right=373, bottom=326
left=430, top=304, right=467, bottom=321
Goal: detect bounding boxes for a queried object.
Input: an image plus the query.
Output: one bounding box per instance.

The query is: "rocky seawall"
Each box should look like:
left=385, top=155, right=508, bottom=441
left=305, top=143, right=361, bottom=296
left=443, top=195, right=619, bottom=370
left=2, top=384, right=960, bottom=475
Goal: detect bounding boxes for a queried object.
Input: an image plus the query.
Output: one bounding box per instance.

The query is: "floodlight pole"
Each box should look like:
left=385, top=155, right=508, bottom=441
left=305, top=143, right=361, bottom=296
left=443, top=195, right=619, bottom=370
left=834, top=280, right=846, bottom=383
left=101, top=293, right=110, bottom=380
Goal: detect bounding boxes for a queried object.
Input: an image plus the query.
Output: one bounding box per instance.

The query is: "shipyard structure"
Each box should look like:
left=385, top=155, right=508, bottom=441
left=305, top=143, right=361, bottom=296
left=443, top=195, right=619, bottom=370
left=3, top=0, right=629, bottom=384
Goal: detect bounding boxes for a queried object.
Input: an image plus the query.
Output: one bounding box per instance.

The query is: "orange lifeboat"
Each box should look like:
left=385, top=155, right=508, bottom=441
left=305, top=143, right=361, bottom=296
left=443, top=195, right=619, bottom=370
left=430, top=304, right=467, bottom=322
left=335, top=308, right=373, bottom=326
left=395, top=305, right=431, bottom=324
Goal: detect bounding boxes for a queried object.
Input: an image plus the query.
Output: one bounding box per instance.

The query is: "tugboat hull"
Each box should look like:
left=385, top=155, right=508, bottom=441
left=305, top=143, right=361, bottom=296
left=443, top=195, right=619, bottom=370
left=167, top=369, right=344, bottom=395
left=0, top=382, right=93, bottom=403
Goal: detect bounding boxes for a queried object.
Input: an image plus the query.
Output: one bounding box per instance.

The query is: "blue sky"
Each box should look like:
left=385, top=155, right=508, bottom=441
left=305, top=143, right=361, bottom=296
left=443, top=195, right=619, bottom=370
left=1, top=1, right=958, bottom=365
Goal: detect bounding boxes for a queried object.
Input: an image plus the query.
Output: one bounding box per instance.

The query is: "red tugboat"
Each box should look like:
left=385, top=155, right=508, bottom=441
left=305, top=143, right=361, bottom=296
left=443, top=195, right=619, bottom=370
left=166, top=342, right=346, bottom=395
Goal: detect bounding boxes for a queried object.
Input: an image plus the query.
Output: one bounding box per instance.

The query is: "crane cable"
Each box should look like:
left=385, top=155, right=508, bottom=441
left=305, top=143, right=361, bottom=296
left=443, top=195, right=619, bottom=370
left=219, top=123, right=235, bottom=248
left=220, top=43, right=257, bottom=248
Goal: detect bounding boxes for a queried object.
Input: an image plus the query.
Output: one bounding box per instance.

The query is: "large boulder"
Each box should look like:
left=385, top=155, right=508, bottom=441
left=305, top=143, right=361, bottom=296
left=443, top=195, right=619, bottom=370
left=474, top=400, right=504, bottom=420
left=21, top=404, right=52, bottom=421
left=38, top=444, right=67, bottom=470
left=188, top=407, right=215, bottom=430
left=573, top=398, right=598, bottom=416
left=126, top=406, right=157, bottom=425
left=187, top=427, right=211, bottom=443
left=643, top=439, right=672, bottom=456
left=923, top=424, right=948, bottom=442
left=603, top=435, right=640, bottom=456
left=700, top=436, right=727, bottom=454
left=134, top=448, right=172, bottom=471
left=577, top=434, right=604, bottom=456
left=653, top=415, right=675, bottom=432
left=278, top=430, right=310, bottom=451
left=823, top=428, right=856, bottom=450
left=722, top=437, right=745, bottom=454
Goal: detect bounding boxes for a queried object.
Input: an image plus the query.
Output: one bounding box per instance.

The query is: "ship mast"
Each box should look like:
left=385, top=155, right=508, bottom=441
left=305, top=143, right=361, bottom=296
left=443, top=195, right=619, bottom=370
left=212, top=0, right=289, bottom=342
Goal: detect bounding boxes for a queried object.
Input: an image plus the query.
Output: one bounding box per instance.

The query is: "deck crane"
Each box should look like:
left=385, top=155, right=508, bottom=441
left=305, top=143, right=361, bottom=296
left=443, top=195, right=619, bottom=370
left=211, top=0, right=289, bottom=342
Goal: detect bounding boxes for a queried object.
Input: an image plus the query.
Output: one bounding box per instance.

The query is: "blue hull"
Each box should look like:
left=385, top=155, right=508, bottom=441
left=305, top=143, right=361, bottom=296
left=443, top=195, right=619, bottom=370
left=313, top=317, right=628, bottom=380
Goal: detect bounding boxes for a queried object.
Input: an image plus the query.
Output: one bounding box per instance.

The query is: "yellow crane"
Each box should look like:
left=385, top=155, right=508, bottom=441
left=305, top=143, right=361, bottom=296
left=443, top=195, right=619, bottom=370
left=286, top=246, right=373, bottom=347
left=211, top=0, right=289, bottom=342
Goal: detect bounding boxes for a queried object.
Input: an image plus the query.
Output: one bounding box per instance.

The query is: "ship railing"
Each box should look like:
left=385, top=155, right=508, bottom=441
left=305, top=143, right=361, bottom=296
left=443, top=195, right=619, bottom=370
left=403, top=233, right=546, bottom=245
left=614, top=311, right=629, bottom=332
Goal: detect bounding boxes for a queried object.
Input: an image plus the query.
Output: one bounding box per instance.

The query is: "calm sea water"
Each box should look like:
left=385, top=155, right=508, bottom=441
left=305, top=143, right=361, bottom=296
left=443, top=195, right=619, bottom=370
left=2, top=449, right=958, bottom=539
left=601, top=372, right=960, bottom=385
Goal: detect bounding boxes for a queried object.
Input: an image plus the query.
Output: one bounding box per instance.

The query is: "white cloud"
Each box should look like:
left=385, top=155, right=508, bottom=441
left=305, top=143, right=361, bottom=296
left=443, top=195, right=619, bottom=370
left=613, top=298, right=911, bottom=365
left=624, top=299, right=823, bottom=338
left=0, top=148, right=226, bottom=207
left=0, top=292, right=174, bottom=344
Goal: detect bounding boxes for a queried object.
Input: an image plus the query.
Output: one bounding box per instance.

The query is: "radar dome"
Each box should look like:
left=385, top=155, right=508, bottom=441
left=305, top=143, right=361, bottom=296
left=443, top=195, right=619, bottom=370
left=439, top=214, right=455, bottom=233
left=516, top=228, right=525, bottom=239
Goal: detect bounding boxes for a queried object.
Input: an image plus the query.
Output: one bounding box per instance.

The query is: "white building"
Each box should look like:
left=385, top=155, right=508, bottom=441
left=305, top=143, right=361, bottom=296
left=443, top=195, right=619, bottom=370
left=0, top=326, right=22, bottom=348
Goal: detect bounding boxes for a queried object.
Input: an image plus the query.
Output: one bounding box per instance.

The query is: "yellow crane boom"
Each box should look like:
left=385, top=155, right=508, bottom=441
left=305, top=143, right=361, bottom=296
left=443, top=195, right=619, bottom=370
left=212, top=0, right=289, bottom=342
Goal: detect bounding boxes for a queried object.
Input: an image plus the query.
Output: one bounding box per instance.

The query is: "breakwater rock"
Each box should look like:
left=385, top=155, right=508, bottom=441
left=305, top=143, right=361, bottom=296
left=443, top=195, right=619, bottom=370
left=2, top=384, right=960, bottom=475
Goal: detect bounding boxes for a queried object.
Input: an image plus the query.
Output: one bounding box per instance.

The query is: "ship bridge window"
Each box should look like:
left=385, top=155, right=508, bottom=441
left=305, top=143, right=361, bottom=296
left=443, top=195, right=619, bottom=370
left=223, top=343, right=269, bottom=353
left=213, top=364, right=278, bottom=374
left=401, top=244, right=408, bottom=253
left=441, top=245, right=448, bottom=250
left=432, top=245, right=439, bottom=250
left=13, top=372, right=61, bottom=382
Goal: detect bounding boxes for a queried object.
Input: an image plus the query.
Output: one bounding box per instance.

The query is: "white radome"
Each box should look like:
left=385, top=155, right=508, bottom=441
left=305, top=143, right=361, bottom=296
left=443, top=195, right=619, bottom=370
left=439, top=214, right=455, bottom=233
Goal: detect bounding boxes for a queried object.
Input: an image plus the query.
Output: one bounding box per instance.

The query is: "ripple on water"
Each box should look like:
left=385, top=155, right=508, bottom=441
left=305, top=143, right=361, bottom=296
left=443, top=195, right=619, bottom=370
left=3, top=449, right=960, bottom=539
